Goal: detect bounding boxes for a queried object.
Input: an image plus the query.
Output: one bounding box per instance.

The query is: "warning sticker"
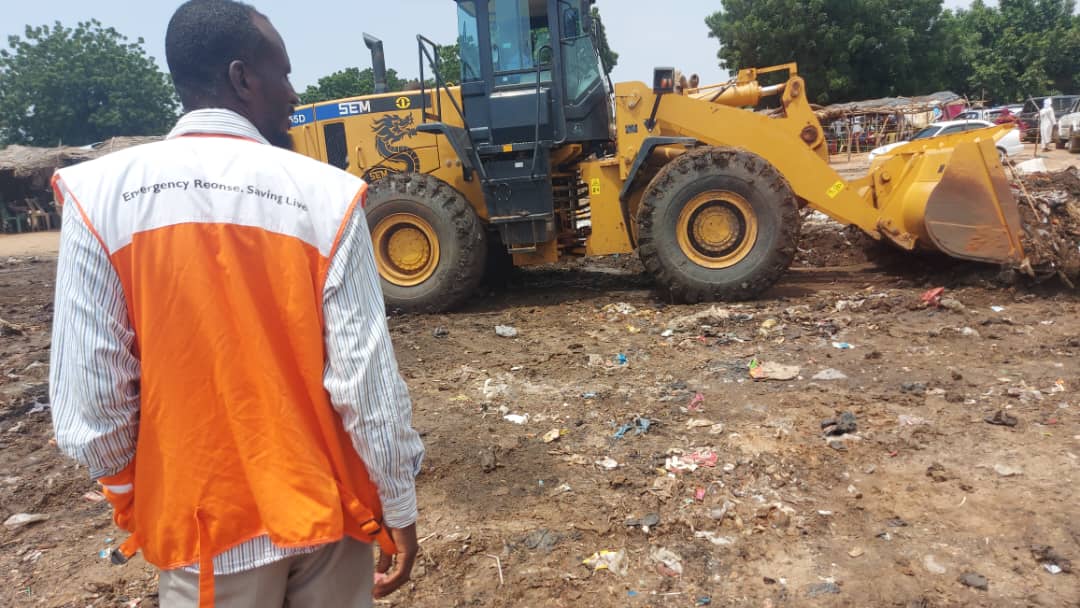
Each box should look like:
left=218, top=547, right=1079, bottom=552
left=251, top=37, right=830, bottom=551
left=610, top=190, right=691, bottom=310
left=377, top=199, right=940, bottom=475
left=826, top=181, right=845, bottom=199
left=590, top=178, right=601, bottom=195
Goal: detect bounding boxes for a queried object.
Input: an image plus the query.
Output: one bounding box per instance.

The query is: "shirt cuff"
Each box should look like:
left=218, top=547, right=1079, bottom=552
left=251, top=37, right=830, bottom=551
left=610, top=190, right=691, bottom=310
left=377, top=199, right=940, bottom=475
left=380, top=490, right=418, bottom=529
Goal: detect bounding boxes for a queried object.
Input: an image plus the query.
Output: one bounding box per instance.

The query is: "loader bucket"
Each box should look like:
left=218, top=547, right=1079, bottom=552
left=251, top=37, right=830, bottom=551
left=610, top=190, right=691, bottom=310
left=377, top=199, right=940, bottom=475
left=920, top=138, right=1024, bottom=264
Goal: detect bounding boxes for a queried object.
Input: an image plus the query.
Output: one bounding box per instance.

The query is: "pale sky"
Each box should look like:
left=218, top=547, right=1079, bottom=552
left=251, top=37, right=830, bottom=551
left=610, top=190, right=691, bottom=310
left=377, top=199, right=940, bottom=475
left=2, top=0, right=977, bottom=91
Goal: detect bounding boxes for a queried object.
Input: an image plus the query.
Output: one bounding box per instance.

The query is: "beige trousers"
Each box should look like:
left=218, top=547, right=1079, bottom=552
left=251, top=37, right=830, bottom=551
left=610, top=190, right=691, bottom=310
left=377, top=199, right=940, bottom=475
left=158, top=539, right=373, bottom=608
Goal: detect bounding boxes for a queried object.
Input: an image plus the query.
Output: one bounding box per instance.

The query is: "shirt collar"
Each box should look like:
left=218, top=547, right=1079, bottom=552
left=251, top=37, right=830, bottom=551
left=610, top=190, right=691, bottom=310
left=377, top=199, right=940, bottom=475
left=167, top=109, right=270, bottom=145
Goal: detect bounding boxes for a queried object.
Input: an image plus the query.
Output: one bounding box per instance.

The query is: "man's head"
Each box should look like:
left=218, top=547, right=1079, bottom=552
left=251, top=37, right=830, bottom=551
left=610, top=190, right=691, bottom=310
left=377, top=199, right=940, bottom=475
left=166, top=0, right=299, bottom=148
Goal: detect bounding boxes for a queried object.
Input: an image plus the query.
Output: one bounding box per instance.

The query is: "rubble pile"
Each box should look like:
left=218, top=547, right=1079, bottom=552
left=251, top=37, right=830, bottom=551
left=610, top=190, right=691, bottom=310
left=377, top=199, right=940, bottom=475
left=1015, top=166, right=1080, bottom=283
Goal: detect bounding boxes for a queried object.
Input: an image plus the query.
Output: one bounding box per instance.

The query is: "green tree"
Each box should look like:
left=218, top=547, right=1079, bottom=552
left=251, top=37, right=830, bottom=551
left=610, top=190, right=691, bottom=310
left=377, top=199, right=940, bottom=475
left=0, top=20, right=177, bottom=147
left=435, top=42, right=461, bottom=86
left=591, top=7, right=619, bottom=75
left=706, top=0, right=951, bottom=104
left=942, top=0, right=1080, bottom=102
left=299, top=67, right=407, bottom=104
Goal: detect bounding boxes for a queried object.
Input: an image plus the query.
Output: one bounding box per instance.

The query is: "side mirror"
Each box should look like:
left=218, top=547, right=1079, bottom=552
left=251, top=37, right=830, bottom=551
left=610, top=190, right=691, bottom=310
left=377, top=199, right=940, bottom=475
left=653, top=67, right=676, bottom=95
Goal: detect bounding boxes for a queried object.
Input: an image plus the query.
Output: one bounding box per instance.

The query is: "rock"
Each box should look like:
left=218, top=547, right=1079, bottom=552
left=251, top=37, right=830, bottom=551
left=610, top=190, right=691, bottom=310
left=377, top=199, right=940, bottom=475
left=668, top=306, right=732, bottom=331
left=848, top=547, right=865, bottom=558
left=828, top=439, right=848, bottom=451
left=432, top=326, right=450, bottom=338
left=939, top=298, right=966, bottom=312
left=806, top=582, right=841, bottom=597
left=522, top=528, right=561, bottom=553
left=993, top=464, right=1023, bottom=477
left=958, top=572, right=988, bottom=590
left=822, top=411, right=857, bottom=436
left=812, top=368, right=848, bottom=381
left=3, top=513, right=49, bottom=530
left=960, top=327, right=981, bottom=338
left=926, top=462, right=949, bottom=483
left=901, top=382, right=928, bottom=394
left=749, top=361, right=800, bottom=381
left=923, top=554, right=947, bottom=574
left=984, top=410, right=1018, bottom=427
left=479, top=448, right=498, bottom=473
left=495, top=325, right=518, bottom=338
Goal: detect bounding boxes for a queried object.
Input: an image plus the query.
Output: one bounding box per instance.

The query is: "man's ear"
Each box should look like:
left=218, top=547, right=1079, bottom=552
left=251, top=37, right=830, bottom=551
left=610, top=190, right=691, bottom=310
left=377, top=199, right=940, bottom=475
left=227, top=59, right=253, bottom=102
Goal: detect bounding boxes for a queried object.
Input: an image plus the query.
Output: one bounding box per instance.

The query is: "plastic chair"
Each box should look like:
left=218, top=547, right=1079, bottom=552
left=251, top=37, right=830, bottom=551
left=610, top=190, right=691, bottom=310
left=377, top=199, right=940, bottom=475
left=26, top=200, right=52, bottom=230
left=1, top=202, right=27, bottom=233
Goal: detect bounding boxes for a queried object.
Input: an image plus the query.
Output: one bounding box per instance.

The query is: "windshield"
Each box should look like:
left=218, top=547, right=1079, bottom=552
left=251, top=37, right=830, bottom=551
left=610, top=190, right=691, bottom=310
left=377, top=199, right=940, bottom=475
left=559, top=1, right=602, bottom=101
left=910, top=126, right=940, bottom=141
left=489, top=0, right=552, bottom=86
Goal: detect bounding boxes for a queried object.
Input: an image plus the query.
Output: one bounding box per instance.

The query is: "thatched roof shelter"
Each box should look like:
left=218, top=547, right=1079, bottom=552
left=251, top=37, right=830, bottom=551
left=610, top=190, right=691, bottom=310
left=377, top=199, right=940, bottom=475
left=0, top=137, right=160, bottom=207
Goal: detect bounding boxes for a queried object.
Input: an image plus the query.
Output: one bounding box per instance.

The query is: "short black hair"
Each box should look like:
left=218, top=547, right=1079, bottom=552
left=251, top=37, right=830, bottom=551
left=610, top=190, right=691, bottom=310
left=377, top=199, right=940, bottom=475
left=165, top=0, right=267, bottom=104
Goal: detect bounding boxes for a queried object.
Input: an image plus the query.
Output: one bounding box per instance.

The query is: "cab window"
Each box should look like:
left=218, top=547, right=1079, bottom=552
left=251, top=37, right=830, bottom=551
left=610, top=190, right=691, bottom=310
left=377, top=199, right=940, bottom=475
left=457, top=1, right=482, bottom=82
left=489, top=0, right=551, bottom=86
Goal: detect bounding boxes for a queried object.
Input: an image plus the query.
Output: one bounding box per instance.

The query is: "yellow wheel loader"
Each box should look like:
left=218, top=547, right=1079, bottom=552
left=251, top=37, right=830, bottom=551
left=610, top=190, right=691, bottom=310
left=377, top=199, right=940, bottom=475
left=289, top=0, right=1024, bottom=313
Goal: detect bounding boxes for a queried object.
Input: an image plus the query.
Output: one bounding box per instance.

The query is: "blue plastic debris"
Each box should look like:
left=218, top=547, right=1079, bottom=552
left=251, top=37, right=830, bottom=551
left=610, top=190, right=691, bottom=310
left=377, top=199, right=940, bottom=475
left=696, top=598, right=712, bottom=606
left=615, top=353, right=628, bottom=365
left=613, top=417, right=651, bottom=439
left=98, top=549, right=110, bottom=559
left=627, top=590, right=638, bottom=597
left=582, top=392, right=598, bottom=399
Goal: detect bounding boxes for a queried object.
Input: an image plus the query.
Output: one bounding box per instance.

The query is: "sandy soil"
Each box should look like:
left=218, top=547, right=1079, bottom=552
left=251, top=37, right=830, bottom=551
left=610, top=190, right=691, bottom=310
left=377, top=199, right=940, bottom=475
left=0, top=232, right=59, bottom=258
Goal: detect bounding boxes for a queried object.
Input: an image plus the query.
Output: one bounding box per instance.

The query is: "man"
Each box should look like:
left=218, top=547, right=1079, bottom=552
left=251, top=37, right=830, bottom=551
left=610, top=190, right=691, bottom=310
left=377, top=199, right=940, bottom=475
left=48, top=1, right=424, bottom=606
left=1039, top=98, right=1057, bottom=151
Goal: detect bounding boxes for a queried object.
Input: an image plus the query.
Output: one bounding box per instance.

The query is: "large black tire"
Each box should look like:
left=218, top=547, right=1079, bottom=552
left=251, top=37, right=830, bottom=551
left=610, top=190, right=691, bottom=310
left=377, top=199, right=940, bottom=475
left=365, top=173, right=486, bottom=313
left=1067, top=134, right=1080, bottom=154
left=636, top=146, right=800, bottom=302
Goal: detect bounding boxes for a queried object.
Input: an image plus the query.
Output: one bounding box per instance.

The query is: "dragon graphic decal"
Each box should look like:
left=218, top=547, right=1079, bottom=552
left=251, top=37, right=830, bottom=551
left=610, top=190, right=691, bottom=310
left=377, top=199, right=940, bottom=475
left=363, top=114, right=421, bottom=183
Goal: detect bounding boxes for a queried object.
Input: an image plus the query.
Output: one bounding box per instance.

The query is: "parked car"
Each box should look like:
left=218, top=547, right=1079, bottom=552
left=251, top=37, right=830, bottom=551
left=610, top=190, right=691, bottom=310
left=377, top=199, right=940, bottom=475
left=1054, top=98, right=1080, bottom=152
left=1019, top=95, right=1080, bottom=142
left=868, top=119, right=1024, bottom=162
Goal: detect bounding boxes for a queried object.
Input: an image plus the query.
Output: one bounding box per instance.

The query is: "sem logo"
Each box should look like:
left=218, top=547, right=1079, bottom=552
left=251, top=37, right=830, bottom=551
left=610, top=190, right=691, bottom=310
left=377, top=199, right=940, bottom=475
left=395, top=96, right=412, bottom=110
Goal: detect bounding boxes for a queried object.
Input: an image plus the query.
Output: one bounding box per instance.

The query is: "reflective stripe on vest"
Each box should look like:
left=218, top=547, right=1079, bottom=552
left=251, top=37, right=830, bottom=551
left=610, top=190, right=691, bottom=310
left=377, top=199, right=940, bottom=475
left=53, top=136, right=392, bottom=606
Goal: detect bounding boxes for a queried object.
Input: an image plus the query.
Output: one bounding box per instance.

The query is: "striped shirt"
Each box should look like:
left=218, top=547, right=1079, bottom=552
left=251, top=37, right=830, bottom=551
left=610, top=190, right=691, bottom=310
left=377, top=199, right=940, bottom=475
left=50, top=109, right=424, bottom=575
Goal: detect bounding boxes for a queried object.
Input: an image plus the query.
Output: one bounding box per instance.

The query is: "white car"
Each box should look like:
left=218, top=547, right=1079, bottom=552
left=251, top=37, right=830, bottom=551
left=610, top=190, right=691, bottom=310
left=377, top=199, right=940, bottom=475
left=1056, top=98, right=1080, bottom=152
left=868, top=120, right=1024, bottom=162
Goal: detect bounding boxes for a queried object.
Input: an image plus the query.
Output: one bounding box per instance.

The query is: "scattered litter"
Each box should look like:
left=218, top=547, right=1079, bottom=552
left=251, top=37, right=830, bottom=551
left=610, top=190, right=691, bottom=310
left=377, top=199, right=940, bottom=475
left=958, top=572, right=989, bottom=590
left=920, top=287, right=945, bottom=307
left=708, top=423, right=726, bottom=434
left=696, top=598, right=712, bottom=606
left=494, top=325, right=518, bottom=338
left=812, top=368, right=848, bottom=381
left=848, top=547, right=865, bottom=558
left=984, top=410, right=1018, bottom=427
left=822, top=411, right=857, bottom=436
left=898, top=414, right=929, bottom=426
left=686, top=418, right=715, bottom=429
left=615, top=353, right=628, bottom=366
left=831, top=341, right=855, bottom=350
left=582, top=391, right=598, bottom=399
left=939, top=297, right=966, bottom=312
left=1031, top=545, right=1072, bottom=574
left=687, top=392, right=705, bottom=411
left=923, top=554, right=947, bottom=574
left=583, top=549, right=628, bottom=576
left=960, top=327, right=981, bottom=338
left=542, top=429, right=563, bottom=443
left=806, top=582, right=841, bottom=597
left=503, top=413, right=530, bottom=425
left=595, top=457, right=619, bottom=470
left=993, top=463, right=1023, bottom=477
left=432, top=326, right=449, bottom=338
left=603, top=302, right=637, bottom=316
left=901, top=381, right=927, bottom=393
left=625, top=512, right=660, bottom=533
left=661, top=329, right=674, bottom=338
left=694, top=531, right=735, bottom=546
left=83, top=491, right=107, bottom=503
left=649, top=546, right=684, bottom=576
left=694, top=487, right=707, bottom=501
left=748, top=359, right=800, bottom=381
left=613, top=417, right=651, bottom=439
left=1014, top=158, right=1047, bottom=175
left=665, top=448, right=719, bottom=473
left=667, top=306, right=731, bottom=331
left=990, top=305, right=1006, bottom=313
left=4, top=513, right=50, bottom=530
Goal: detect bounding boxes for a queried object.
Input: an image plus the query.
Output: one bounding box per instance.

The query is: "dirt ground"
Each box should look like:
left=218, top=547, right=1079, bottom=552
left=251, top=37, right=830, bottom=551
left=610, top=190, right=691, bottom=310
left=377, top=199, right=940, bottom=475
left=1, top=152, right=1079, bottom=608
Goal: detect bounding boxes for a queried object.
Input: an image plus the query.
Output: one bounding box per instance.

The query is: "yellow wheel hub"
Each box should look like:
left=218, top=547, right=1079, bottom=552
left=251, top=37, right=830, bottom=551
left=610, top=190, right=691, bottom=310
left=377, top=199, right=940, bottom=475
left=676, top=190, right=758, bottom=268
left=371, top=213, right=440, bottom=286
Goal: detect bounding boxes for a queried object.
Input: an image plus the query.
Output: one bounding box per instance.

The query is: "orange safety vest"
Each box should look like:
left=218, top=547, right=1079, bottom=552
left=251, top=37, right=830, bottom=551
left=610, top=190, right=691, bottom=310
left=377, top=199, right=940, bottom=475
left=52, top=134, right=394, bottom=606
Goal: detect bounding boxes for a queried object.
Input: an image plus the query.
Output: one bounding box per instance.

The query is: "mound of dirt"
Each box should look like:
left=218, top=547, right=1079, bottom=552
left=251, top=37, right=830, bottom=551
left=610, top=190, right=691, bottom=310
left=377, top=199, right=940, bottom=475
left=1015, top=167, right=1080, bottom=284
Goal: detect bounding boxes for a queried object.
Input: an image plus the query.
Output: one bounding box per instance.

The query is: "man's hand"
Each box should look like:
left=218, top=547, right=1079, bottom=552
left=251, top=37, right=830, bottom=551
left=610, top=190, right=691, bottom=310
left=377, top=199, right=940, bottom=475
left=373, top=524, right=418, bottom=599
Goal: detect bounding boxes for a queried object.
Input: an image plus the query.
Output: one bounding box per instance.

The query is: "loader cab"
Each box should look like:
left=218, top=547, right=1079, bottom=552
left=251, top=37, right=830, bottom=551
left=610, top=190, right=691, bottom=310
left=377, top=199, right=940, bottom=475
left=436, top=0, right=611, bottom=253
left=455, top=0, right=611, bottom=146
